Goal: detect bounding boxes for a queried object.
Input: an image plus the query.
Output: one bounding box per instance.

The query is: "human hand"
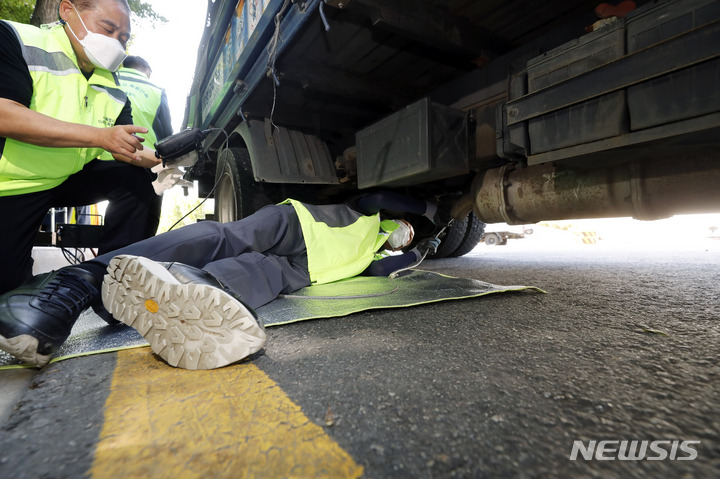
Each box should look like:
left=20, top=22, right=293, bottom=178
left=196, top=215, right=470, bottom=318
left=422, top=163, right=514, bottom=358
left=96, top=125, right=148, bottom=161
left=416, top=237, right=441, bottom=256
left=112, top=145, right=161, bottom=168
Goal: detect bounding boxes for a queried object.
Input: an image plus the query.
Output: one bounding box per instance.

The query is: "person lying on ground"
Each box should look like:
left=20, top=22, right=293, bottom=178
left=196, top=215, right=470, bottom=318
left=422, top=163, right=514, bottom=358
left=0, top=192, right=444, bottom=370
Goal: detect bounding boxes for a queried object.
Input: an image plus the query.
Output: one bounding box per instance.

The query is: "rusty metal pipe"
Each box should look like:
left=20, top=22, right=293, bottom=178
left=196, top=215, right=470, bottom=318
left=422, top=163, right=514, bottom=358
left=471, top=154, right=720, bottom=224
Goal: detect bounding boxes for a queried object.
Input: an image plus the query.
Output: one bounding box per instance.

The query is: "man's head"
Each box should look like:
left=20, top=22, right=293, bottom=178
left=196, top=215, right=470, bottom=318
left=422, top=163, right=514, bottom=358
left=123, top=55, right=152, bottom=77
left=59, top=0, right=131, bottom=73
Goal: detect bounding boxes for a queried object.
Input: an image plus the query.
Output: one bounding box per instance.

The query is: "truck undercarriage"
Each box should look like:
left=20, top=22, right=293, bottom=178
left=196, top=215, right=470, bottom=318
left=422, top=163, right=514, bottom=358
left=185, top=0, right=720, bottom=256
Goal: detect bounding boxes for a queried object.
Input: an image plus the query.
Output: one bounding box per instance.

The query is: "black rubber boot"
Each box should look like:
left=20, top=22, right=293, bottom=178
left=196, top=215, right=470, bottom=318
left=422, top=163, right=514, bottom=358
left=0, top=266, right=98, bottom=367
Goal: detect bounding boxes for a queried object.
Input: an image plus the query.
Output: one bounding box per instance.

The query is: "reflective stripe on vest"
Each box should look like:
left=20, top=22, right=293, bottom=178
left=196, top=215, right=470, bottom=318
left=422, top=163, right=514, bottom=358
left=0, top=21, right=126, bottom=196
left=283, top=199, right=387, bottom=284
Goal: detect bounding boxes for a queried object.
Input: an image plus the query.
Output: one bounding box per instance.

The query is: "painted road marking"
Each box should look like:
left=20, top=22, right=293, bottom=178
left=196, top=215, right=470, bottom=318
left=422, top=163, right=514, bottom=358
left=90, top=348, right=363, bottom=478
left=573, top=231, right=598, bottom=244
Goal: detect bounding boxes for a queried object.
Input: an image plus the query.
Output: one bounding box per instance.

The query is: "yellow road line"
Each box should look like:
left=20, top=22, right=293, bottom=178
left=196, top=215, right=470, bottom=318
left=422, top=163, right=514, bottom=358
left=91, top=348, right=363, bottom=478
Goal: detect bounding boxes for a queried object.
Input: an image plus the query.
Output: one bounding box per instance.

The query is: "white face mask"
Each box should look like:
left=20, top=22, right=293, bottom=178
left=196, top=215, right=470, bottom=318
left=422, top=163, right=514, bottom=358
left=66, top=4, right=127, bottom=72
left=386, top=220, right=415, bottom=251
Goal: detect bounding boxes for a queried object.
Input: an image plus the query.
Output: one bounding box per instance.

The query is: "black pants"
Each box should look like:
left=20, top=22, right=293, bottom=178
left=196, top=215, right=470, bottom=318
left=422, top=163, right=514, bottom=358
left=0, top=159, right=158, bottom=294
left=87, top=204, right=311, bottom=310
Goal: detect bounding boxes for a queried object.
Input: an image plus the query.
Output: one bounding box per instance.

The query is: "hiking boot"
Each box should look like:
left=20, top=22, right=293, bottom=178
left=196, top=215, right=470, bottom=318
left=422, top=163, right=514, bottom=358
left=0, top=267, right=98, bottom=367
left=102, top=255, right=266, bottom=370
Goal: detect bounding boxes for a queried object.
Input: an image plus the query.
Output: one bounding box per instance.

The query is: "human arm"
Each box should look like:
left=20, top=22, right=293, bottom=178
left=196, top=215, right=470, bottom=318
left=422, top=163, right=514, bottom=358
left=114, top=97, right=134, bottom=126
left=0, top=22, right=32, bottom=109
left=110, top=142, right=160, bottom=168
left=361, top=250, right=422, bottom=276
left=109, top=96, right=161, bottom=167
left=361, top=237, right=440, bottom=276
left=354, top=191, right=433, bottom=216
left=354, top=191, right=444, bottom=226
left=0, top=22, right=157, bottom=167
left=0, top=98, right=159, bottom=166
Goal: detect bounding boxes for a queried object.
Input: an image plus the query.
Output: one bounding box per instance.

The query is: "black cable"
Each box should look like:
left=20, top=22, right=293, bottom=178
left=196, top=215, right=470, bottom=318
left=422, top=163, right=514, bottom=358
left=61, top=247, right=85, bottom=265
left=165, top=176, right=220, bottom=232
left=166, top=128, right=230, bottom=232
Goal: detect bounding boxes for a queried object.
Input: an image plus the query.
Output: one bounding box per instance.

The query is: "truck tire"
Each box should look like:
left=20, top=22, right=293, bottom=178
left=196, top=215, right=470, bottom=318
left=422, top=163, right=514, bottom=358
left=449, top=214, right=486, bottom=257
left=214, top=147, right=274, bottom=222
left=432, top=213, right=486, bottom=259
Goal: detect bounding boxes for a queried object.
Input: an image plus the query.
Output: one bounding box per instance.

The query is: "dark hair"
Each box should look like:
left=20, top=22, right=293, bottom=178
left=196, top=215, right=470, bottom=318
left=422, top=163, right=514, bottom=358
left=75, top=0, right=130, bottom=11
left=123, top=55, right=152, bottom=74
left=70, top=0, right=97, bottom=10
left=58, top=0, right=131, bottom=21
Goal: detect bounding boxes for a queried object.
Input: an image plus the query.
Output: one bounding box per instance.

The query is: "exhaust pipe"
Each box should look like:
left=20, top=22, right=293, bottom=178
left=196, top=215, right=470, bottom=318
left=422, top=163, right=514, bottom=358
left=468, top=154, right=720, bottom=224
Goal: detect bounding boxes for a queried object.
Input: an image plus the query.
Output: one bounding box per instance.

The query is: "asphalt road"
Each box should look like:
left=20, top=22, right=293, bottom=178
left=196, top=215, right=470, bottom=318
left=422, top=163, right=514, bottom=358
left=1, top=223, right=718, bottom=478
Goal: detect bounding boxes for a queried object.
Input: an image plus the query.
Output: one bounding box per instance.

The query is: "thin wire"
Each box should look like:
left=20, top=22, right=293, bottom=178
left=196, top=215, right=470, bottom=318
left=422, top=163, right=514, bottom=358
left=318, top=2, right=331, bottom=31
left=61, top=247, right=85, bottom=265
left=389, top=220, right=452, bottom=279
left=267, top=0, right=292, bottom=131
left=388, top=251, right=429, bottom=280
left=166, top=129, right=229, bottom=232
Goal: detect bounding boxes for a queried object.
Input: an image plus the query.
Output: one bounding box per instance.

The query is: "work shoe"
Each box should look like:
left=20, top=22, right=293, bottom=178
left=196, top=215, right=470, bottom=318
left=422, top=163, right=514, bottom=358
left=102, top=255, right=266, bottom=370
left=0, top=267, right=98, bottom=367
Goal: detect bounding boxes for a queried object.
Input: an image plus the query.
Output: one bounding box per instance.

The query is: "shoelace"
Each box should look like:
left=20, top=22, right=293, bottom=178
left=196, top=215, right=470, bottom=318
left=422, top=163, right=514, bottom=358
left=34, top=270, right=97, bottom=319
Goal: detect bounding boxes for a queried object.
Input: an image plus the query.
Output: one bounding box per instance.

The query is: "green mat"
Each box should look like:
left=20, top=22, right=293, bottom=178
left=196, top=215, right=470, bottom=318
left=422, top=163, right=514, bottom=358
left=260, top=270, right=543, bottom=326
left=0, top=270, right=543, bottom=369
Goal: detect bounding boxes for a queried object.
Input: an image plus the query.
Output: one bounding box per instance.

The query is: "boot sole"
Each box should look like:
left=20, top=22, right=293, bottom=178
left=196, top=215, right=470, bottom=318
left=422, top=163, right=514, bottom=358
left=0, top=334, right=50, bottom=367
left=101, top=255, right=266, bottom=370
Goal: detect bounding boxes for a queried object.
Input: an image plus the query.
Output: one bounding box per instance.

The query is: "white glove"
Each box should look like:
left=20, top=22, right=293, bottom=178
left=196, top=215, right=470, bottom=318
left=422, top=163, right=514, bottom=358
left=151, top=164, right=193, bottom=195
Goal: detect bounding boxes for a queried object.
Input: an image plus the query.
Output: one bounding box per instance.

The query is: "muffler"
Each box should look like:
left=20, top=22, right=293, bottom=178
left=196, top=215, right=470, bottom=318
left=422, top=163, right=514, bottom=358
left=468, top=154, right=720, bottom=224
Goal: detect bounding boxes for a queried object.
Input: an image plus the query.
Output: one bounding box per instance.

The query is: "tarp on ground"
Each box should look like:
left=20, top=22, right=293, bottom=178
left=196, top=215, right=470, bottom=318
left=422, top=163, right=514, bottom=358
left=0, top=270, right=543, bottom=369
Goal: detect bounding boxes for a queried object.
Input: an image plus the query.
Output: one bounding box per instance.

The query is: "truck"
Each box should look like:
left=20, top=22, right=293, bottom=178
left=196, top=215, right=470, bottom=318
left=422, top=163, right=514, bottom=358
left=482, top=226, right=534, bottom=246
left=182, top=0, right=720, bottom=258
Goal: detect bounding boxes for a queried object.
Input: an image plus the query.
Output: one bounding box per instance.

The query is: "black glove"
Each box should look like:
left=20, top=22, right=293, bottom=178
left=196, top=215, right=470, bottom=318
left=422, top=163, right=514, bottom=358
left=416, top=237, right=441, bottom=256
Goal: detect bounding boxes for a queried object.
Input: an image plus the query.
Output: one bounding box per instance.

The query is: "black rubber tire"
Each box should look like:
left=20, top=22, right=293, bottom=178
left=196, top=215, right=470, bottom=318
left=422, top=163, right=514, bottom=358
left=432, top=213, right=486, bottom=259
left=432, top=217, right=468, bottom=259
left=214, top=147, right=275, bottom=222
left=449, top=213, right=486, bottom=257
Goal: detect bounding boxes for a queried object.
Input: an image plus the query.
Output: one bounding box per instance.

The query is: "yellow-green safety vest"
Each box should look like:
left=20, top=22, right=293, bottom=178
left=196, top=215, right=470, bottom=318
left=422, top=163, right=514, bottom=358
left=0, top=21, right=127, bottom=196
left=283, top=199, right=392, bottom=284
